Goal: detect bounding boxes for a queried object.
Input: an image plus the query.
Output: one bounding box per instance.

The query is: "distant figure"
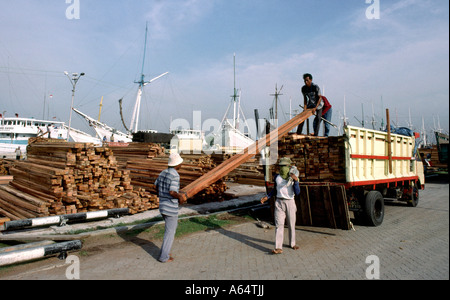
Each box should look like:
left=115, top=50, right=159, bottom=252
left=103, top=136, right=107, bottom=144
left=47, top=124, right=51, bottom=138
left=15, top=147, right=21, bottom=160
left=110, top=133, right=115, bottom=143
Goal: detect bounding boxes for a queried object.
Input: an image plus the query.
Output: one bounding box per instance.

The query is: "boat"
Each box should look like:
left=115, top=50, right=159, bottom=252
left=206, top=54, right=255, bottom=154
left=0, top=113, right=68, bottom=158
left=72, top=108, right=132, bottom=143
left=169, top=128, right=207, bottom=153
left=64, top=124, right=102, bottom=145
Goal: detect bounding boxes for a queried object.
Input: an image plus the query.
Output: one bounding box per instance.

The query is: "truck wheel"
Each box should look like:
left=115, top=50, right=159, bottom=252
left=408, top=182, right=420, bottom=207
left=364, top=191, right=384, bottom=226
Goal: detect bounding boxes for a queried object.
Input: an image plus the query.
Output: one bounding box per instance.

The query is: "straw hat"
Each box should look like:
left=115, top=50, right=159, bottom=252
left=168, top=153, right=183, bottom=167
left=278, top=157, right=292, bottom=166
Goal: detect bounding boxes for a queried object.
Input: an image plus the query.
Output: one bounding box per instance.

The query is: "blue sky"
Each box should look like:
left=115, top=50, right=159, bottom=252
left=0, top=0, right=448, bottom=140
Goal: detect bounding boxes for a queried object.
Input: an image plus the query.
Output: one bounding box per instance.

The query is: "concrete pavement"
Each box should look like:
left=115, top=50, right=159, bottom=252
left=1, top=180, right=448, bottom=280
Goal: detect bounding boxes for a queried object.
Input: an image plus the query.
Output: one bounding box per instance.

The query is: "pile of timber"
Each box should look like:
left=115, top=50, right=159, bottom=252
left=278, top=134, right=346, bottom=182
left=125, top=153, right=228, bottom=204
left=108, top=143, right=166, bottom=168
left=0, top=142, right=159, bottom=221
left=0, top=159, right=12, bottom=176
left=228, top=157, right=265, bottom=186
left=418, top=145, right=447, bottom=169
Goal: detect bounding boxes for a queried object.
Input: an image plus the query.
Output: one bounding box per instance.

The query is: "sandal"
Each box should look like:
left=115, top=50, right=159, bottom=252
left=271, top=249, right=283, bottom=255
left=291, top=245, right=300, bottom=250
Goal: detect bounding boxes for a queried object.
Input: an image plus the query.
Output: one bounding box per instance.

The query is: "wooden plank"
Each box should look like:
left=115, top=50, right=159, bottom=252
left=0, top=217, right=11, bottom=226
left=331, top=185, right=351, bottom=230
left=181, top=109, right=315, bottom=199
left=386, top=109, right=393, bottom=174
left=322, top=185, right=337, bottom=229
left=297, top=185, right=313, bottom=226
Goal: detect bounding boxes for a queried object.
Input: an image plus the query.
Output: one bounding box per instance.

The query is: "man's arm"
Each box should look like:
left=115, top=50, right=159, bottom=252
left=170, top=191, right=187, bottom=204
left=261, top=176, right=278, bottom=204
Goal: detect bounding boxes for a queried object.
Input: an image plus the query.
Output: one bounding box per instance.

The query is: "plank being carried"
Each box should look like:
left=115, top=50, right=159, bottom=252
left=181, top=109, right=315, bottom=199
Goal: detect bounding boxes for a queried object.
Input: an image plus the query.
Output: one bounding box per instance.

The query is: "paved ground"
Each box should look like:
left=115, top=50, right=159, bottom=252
left=1, top=179, right=448, bottom=281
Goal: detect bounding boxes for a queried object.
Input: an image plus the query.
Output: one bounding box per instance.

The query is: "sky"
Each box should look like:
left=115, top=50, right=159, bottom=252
left=0, top=0, right=448, bottom=142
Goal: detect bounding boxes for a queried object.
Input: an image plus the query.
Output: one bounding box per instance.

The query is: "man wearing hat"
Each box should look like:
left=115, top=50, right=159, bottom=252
left=154, top=152, right=187, bottom=263
left=261, top=157, right=300, bottom=254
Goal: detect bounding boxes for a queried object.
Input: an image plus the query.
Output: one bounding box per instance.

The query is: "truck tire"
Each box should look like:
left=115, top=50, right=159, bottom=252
left=408, top=182, right=420, bottom=207
left=364, top=191, right=384, bottom=226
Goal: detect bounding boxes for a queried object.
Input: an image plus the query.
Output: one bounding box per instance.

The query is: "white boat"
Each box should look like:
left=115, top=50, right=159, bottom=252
left=0, top=114, right=68, bottom=158
left=170, top=128, right=206, bottom=153
left=72, top=108, right=133, bottom=143
left=64, top=124, right=102, bottom=145
left=206, top=54, right=255, bottom=154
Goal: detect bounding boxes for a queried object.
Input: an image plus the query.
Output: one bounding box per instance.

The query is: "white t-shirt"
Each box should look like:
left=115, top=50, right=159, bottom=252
left=275, top=175, right=295, bottom=200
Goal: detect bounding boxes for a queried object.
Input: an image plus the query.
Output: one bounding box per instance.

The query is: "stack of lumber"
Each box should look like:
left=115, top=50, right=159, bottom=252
left=108, top=143, right=165, bottom=168
left=125, top=153, right=228, bottom=204
left=0, top=217, right=10, bottom=226
left=418, top=145, right=447, bottom=169
left=228, top=157, right=265, bottom=186
left=278, top=134, right=346, bottom=182
left=0, top=159, right=12, bottom=176
left=0, top=142, right=159, bottom=220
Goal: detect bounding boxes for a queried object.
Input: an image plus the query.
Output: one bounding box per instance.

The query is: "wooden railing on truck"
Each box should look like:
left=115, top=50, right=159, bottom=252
left=344, top=126, right=423, bottom=187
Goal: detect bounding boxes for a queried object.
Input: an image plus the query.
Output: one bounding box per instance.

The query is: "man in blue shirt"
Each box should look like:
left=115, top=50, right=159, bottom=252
left=155, top=153, right=187, bottom=263
left=261, top=157, right=301, bottom=254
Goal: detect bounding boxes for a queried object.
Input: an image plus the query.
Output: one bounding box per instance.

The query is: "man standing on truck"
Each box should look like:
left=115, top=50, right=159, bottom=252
left=261, top=157, right=301, bottom=254
left=297, top=73, right=323, bottom=136
left=315, top=95, right=332, bottom=137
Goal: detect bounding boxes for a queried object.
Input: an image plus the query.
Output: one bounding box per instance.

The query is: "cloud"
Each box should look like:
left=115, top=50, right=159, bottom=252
left=144, top=0, right=214, bottom=40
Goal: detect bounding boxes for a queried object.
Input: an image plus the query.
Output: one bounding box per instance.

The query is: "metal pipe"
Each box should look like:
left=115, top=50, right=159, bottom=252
left=3, top=208, right=129, bottom=231
left=0, top=240, right=82, bottom=267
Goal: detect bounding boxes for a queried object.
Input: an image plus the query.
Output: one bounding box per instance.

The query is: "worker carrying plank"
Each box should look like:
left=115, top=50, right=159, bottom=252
left=154, top=153, right=187, bottom=263
left=260, top=157, right=300, bottom=254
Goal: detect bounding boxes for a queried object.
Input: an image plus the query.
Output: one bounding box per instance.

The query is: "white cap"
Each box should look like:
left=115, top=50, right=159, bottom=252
left=168, top=153, right=183, bottom=167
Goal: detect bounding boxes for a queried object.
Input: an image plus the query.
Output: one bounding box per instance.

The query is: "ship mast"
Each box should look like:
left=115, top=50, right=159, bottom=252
left=129, top=23, right=169, bottom=133
left=232, top=53, right=239, bottom=129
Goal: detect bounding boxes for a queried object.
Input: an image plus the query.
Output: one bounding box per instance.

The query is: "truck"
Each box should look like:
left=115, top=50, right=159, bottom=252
left=277, top=125, right=425, bottom=228
left=180, top=108, right=425, bottom=228
left=342, top=125, right=424, bottom=226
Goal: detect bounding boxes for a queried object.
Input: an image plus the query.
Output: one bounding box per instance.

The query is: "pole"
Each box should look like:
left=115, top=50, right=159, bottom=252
left=65, top=72, right=85, bottom=142
left=299, top=104, right=337, bottom=128
left=386, top=109, right=393, bottom=174
left=67, top=86, right=75, bottom=142
left=0, top=240, right=82, bottom=267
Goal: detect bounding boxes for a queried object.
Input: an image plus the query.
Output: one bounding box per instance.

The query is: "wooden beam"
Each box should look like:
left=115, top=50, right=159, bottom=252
left=181, top=109, right=315, bottom=199
left=386, top=109, right=393, bottom=174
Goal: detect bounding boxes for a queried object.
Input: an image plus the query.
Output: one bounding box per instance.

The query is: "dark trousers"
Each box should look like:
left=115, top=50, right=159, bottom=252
left=320, top=108, right=333, bottom=137
left=296, top=108, right=323, bottom=136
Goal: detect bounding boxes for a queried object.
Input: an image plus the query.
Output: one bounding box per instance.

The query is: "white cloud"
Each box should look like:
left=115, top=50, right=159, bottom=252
left=145, top=0, right=214, bottom=40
